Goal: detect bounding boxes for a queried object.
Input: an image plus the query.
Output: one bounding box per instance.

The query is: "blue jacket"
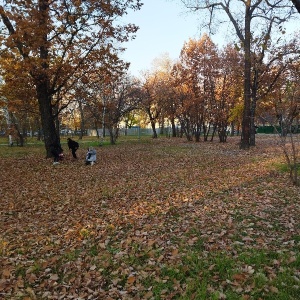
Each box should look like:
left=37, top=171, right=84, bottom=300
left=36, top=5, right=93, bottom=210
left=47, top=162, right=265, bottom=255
left=86, top=148, right=96, bottom=162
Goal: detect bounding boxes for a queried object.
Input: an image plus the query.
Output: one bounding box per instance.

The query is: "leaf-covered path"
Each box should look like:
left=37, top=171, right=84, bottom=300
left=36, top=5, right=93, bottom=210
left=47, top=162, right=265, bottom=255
left=1, top=136, right=300, bottom=299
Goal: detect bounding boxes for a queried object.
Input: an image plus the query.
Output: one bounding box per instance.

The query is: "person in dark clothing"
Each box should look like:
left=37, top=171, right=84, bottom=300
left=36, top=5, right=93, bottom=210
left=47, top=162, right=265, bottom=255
left=50, top=141, right=63, bottom=165
left=67, top=138, right=79, bottom=159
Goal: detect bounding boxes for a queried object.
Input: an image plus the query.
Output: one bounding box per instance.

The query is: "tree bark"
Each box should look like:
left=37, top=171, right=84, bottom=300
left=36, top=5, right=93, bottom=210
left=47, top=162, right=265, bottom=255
left=292, top=0, right=300, bottom=13
left=78, top=99, right=85, bottom=139
left=108, top=127, right=119, bottom=145
left=250, top=95, right=257, bottom=146
left=218, top=122, right=227, bottom=143
left=194, top=123, right=201, bottom=142
left=150, top=119, right=158, bottom=138
left=36, top=81, right=59, bottom=157
left=37, top=0, right=61, bottom=157
left=240, top=5, right=251, bottom=150
left=171, top=117, right=177, bottom=137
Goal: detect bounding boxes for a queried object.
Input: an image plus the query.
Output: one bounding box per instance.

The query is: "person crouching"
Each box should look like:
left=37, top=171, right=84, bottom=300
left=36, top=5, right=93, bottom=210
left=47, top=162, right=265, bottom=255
left=85, top=147, right=96, bottom=165
left=50, top=141, right=63, bottom=165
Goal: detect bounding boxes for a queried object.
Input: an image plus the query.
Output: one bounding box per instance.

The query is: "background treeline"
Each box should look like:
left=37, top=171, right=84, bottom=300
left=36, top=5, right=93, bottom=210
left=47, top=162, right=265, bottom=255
left=1, top=33, right=299, bottom=146
left=0, top=1, right=299, bottom=150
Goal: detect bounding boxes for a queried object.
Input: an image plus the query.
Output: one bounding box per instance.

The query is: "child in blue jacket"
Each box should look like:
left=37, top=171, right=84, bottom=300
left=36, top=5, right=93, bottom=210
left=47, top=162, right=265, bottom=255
left=85, top=147, right=96, bottom=165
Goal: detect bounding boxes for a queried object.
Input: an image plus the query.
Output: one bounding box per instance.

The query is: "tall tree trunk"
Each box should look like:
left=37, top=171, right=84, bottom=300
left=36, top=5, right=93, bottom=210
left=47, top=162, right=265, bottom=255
left=250, top=98, right=257, bottom=146
left=204, top=122, right=211, bottom=141
left=53, top=102, right=60, bottom=138
left=36, top=0, right=60, bottom=157
left=78, top=99, right=85, bottom=140
left=108, top=127, right=115, bottom=145
left=150, top=119, right=158, bottom=138
left=36, top=82, right=59, bottom=157
left=171, top=117, right=176, bottom=137
left=182, top=119, right=192, bottom=141
left=250, top=69, right=258, bottom=146
left=108, top=127, right=118, bottom=145
left=240, top=7, right=251, bottom=150
left=210, top=125, right=217, bottom=142
left=195, top=123, right=201, bottom=142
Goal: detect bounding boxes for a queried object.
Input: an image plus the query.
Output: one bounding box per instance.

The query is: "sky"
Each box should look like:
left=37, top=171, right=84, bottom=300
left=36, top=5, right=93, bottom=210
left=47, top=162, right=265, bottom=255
left=121, top=0, right=227, bottom=77
left=120, top=0, right=299, bottom=77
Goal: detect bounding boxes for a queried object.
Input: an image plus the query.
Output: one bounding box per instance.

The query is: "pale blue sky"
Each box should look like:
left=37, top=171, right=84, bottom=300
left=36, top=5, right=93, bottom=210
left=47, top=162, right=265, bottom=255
left=121, top=0, right=227, bottom=76
left=121, top=0, right=299, bottom=77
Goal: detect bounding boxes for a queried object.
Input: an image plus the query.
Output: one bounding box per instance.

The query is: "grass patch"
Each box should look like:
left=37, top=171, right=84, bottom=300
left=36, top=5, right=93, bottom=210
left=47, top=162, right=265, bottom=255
left=275, top=162, right=300, bottom=175
left=137, top=249, right=300, bottom=300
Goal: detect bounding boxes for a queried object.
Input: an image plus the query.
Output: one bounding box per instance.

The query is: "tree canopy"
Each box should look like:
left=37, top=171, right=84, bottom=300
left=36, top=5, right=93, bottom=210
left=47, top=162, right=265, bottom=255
left=179, top=0, right=297, bottom=149
left=0, top=0, right=142, bottom=155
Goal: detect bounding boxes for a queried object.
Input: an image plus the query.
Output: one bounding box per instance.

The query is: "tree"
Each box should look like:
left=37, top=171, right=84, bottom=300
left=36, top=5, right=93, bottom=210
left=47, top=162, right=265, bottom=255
left=292, top=0, right=300, bottom=12
left=149, top=54, right=177, bottom=137
left=179, top=0, right=295, bottom=149
left=0, top=57, right=40, bottom=144
left=176, top=34, right=220, bottom=142
left=171, top=62, right=194, bottom=140
left=246, top=23, right=300, bottom=146
left=139, top=73, right=164, bottom=138
left=103, top=75, right=141, bottom=145
left=77, top=66, right=140, bottom=144
left=0, top=0, right=142, bottom=156
left=215, top=45, right=244, bottom=142
left=123, top=111, right=139, bottom=134
left=274, top=62, right=300, bottom=185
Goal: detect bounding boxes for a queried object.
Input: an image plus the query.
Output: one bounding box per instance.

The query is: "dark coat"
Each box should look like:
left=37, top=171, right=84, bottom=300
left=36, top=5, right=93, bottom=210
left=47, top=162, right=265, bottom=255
left=67, top=138, right=79, bottom=150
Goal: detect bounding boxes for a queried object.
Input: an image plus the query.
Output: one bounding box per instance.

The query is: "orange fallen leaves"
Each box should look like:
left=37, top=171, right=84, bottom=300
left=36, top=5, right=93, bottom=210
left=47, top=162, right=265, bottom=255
left=127, top=275, right=136, bottom=284
left=0, top=136, right=300, bottom=298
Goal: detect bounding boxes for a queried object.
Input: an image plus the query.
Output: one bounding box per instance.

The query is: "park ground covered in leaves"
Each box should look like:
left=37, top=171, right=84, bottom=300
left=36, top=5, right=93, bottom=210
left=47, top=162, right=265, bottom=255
left=0, top=135, right=300, bottom=300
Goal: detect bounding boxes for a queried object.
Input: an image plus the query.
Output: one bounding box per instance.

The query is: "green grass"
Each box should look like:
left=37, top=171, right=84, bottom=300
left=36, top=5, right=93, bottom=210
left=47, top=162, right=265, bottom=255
left=0, top=137, right=45, bottom=157
left=158, top=249, right=300, bottom=299
left=275, top=162, right=300, bottom=175
left=0, top=134, right=151, bottom=153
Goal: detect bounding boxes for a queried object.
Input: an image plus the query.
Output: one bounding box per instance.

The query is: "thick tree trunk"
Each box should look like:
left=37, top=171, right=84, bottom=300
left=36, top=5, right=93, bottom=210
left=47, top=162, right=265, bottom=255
left=35, top=0, right=60, bottom=157
left=250, top=69, right=258, bottom=146
left=108, top=127, right=118, bottom=145
left=240, top=7, right=251, bottom=150
left=109, top=129, right=116, bottom=145
left=250, top=98, right=257, bottom=146
left=36, top=82, right=59, bottom=157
